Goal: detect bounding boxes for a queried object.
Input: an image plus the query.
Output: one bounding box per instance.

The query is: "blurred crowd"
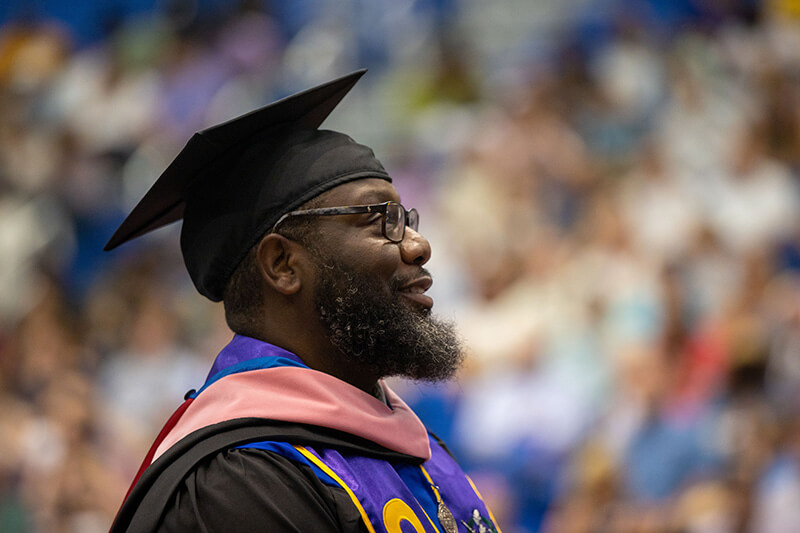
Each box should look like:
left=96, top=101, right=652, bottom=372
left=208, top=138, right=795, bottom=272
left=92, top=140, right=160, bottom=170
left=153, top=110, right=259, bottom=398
left=3, top=0, right=800, bottom=531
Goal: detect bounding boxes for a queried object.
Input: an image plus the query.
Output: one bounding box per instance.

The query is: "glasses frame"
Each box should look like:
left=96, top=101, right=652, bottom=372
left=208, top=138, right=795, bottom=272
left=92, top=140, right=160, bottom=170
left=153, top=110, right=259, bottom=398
left=271, top=201, right=419, bottom=243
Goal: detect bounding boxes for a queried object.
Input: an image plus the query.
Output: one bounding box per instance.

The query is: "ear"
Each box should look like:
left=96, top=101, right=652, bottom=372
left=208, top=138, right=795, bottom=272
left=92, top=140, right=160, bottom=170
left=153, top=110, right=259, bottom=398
left=255, top=234, right=310, bottom=295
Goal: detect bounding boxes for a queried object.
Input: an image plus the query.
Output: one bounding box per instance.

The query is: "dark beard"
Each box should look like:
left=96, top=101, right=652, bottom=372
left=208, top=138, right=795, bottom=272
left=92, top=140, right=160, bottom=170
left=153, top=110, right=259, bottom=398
left=313, top=257, right=464, bottom=382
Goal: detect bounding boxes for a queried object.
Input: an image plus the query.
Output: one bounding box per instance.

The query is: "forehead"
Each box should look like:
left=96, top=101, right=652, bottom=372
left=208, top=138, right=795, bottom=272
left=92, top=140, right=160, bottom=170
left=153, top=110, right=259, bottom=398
left=316, top=178, right=400, bottom=207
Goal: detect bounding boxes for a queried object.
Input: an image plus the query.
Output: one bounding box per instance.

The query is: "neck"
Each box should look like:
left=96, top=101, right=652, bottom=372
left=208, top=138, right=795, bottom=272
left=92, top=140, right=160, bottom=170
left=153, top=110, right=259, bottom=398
left=250, top=321, right=380, bottom=395
left=294, top=337, right=381, bottom=394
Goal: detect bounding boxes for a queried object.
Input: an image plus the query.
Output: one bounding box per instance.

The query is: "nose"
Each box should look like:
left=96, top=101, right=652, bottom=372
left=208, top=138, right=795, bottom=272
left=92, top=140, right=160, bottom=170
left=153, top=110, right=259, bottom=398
left=399, top=227, right=432, bottom=266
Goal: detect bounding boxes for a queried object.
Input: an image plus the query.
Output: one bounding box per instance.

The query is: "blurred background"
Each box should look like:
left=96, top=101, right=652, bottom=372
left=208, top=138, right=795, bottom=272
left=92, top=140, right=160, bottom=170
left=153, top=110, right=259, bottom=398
left=3, top=0, right=800, bottom=531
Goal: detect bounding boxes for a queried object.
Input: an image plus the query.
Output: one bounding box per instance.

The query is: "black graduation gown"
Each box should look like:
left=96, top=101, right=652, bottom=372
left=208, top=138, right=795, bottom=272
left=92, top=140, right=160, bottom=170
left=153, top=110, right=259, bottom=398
left=111, top=419, right=432, bottom=533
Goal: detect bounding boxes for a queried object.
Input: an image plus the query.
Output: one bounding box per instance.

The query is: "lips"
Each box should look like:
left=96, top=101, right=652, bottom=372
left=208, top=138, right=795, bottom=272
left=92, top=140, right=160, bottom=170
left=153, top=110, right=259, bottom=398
left=397, top=276, right=434, bottom=309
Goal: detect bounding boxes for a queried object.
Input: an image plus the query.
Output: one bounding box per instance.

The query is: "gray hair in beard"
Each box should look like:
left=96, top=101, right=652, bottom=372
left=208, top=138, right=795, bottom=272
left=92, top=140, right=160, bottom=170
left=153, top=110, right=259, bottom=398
left=312, top=256, right=464, bottom=382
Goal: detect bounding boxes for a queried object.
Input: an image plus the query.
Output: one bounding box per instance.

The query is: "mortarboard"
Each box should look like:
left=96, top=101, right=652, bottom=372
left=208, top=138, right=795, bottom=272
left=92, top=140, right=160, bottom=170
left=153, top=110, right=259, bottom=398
left=104, top=69, right=391, bottom=301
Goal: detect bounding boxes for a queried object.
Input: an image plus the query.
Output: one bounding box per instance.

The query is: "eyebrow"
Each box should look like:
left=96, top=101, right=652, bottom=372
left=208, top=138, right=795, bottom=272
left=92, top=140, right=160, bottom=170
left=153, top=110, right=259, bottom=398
left=351, top=191, right=400, bottom=205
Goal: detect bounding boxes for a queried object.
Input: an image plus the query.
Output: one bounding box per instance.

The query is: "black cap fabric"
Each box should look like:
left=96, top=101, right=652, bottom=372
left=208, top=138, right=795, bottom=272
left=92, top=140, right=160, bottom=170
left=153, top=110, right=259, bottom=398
left=104, top=70, right=391, bottom=301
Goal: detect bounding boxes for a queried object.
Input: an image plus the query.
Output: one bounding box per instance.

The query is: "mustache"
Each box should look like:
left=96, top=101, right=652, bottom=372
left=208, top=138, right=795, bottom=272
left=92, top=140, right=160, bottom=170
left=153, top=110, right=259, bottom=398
left=390, top=268, right=432, bottom=292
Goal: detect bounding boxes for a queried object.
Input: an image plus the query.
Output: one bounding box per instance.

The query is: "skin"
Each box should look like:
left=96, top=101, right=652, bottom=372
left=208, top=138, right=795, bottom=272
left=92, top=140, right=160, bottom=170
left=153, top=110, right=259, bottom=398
left=250, top=178, right=433, bottom=393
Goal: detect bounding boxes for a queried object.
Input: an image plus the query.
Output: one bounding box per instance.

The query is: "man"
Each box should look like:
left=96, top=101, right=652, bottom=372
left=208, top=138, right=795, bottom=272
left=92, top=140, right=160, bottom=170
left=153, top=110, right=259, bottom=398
left=106, top=70, right=501, bottom=533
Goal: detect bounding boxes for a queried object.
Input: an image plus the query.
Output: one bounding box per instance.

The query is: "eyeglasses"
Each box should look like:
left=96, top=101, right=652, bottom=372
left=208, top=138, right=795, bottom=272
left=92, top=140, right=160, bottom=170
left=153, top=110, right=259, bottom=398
left=271, top=201, right=420, bottom=243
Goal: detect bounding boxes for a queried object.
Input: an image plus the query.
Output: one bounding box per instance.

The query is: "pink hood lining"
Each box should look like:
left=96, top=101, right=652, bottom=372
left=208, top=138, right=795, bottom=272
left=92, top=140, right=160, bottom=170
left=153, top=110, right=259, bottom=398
left=152, top=366, right=431, bottom=462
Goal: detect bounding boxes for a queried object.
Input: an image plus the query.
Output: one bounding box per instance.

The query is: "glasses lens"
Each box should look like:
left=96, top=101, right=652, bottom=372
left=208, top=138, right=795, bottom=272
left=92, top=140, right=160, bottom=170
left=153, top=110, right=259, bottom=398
left=407, top=208, right=419, bottom=232
left=385, top=203, right=403, bottom=242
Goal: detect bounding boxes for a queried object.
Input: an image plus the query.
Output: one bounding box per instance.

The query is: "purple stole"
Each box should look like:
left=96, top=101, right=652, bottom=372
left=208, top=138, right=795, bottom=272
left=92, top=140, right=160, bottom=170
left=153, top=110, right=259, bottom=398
left=291, top=438, right=499, bottom=532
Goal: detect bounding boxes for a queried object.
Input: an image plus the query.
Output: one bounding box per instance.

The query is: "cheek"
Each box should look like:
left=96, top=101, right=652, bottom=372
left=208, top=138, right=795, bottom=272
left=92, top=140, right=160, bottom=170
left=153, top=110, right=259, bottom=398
left=319, top=224, right=401, bottom=279
left=344, top=243, right=399, bottom=279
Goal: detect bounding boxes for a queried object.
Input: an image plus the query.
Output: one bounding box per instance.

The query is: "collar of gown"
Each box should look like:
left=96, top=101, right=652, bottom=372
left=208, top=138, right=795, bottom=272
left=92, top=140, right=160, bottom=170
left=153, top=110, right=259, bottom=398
left=152, top=335, right=431, bottom=462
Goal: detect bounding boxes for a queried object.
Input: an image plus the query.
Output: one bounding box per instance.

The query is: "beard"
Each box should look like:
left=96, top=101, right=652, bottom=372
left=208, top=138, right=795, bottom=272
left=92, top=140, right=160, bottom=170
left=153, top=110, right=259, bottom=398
left=312, top=255, right=464, bottom=382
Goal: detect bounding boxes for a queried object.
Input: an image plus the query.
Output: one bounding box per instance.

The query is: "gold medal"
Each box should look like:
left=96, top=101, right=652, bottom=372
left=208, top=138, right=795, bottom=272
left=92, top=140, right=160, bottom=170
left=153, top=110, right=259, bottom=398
left=437, top=501, right=458, bottom=533
left=420, top=465, right=460, bottom=533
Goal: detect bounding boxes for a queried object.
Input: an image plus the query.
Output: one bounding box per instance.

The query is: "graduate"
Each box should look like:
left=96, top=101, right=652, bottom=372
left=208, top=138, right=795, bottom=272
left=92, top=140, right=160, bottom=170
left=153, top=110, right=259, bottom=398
left=106, top=70, right=501, bottom=533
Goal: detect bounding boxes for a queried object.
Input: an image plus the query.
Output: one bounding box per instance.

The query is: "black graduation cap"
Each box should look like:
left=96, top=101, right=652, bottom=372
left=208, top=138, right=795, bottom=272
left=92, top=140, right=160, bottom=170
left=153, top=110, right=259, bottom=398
left=104, top=69, right=391, bottom=302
